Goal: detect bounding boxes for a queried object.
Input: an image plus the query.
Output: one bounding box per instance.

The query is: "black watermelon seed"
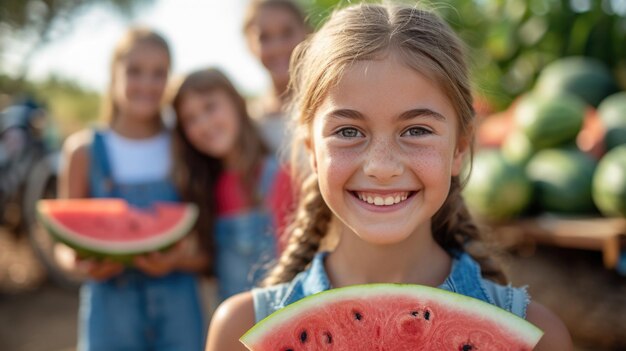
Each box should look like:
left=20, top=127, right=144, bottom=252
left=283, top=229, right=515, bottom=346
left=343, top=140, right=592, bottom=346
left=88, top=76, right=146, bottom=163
left=354, top=311, right=363, bottom=321
left=461, top=344, right=473, bottom=351
left=300, top=331, right=308, bottom=343
left=411, top=311, right=419, bottom=317
left=424, top=310, right=431, bottom=320
left=324, top=331, right=333, bottom=344
left=285, top=349, right=294, bottom=351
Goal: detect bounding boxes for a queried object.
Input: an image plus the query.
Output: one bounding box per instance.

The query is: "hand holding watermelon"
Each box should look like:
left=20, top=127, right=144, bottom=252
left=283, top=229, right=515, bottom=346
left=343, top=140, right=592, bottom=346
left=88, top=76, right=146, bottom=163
left=133, top=237, right=193, bottom=277
left=76, top=257, right=125, bottom=281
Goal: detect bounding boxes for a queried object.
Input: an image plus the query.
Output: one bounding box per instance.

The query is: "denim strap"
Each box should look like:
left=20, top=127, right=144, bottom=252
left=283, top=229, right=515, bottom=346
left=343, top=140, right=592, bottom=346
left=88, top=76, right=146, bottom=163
left=258, top=156, right=279, bottom=200
left=89, top=129, right=116, bottom=198
left=252, top=251, right=530, bottom=322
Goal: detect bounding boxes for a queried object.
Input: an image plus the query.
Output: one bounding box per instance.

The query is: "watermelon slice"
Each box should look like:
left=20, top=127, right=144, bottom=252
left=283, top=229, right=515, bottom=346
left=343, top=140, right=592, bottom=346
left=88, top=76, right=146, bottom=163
left=37, top=199, right=198, bottom=261
left=241, top=284, right=543, bottom=350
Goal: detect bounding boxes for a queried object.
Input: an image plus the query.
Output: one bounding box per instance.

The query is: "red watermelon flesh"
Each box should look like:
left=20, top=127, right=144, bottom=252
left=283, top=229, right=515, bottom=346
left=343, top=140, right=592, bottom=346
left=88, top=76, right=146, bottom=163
left=37, top=199, right=198, bottom=258
left=241, top=284, right=543, bottom=351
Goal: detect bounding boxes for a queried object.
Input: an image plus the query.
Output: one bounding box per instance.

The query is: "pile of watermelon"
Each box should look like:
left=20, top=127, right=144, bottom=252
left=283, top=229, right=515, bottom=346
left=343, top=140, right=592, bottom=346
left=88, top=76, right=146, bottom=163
left=241, top=284, right=543, bottom=351
left=37, top=199, right=198, bottom=262
left=469, top=56, right=626, bottom=221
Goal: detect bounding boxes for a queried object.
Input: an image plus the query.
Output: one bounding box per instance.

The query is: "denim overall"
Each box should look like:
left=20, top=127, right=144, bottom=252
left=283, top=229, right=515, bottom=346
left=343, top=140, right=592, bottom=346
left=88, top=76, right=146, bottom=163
left=78, top=130, right=205, bottom=351
left=252, top=251, right=530, bottom=322
left=214, top=157, right=279, bottom=301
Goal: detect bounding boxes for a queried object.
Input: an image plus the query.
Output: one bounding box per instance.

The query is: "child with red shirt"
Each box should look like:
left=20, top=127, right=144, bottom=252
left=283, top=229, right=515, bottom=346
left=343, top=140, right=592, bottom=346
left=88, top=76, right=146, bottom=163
left=171, top=68, right=293, bottom=301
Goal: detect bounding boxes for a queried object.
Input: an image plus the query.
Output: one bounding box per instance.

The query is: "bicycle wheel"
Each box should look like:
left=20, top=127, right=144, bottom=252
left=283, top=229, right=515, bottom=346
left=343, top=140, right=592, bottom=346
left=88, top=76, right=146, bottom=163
left=23, top=152, right=84, bottom=289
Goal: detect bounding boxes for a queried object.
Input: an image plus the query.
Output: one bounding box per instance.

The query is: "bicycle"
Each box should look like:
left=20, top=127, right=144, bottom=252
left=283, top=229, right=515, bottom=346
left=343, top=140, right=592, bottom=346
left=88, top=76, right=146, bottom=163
left=1, top=97, right=82, bottom=288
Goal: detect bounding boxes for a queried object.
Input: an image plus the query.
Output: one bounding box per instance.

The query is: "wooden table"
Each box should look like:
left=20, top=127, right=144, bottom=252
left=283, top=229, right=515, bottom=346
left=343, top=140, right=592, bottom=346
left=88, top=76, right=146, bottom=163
left=491, top=215, right=626, bottom=269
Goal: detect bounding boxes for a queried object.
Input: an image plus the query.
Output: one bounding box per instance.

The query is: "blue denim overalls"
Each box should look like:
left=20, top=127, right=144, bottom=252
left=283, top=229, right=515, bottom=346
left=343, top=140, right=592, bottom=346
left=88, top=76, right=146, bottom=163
left=214, top=157, right=279, bottom=301
left=252, top=251, right=530, bottom=322
left=78, top=130, right=205, bottom=351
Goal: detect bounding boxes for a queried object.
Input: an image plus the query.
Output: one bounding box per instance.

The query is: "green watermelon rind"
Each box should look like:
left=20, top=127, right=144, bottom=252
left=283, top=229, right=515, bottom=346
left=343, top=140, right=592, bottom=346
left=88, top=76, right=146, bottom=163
left=535, top=56, right=618, bottom=107
left=514, top=93, right=585, bottom=150
left=464, top=150, right=532, bottom=221
left=592, top=145, right=626, bottom=217
left=240, top=283, right=544, bottom=349
left=36, top=201, right=198, bottom=261
left=598, top=92, right=626, bottom=151
left=526, top=148, right=597, bottom=214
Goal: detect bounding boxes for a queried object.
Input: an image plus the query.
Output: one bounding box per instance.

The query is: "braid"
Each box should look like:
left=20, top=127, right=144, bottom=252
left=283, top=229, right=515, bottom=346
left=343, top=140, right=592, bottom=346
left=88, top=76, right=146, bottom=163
left=262, top=174, right=332, bottom=286
left=432, top=176, right=508, bottom=284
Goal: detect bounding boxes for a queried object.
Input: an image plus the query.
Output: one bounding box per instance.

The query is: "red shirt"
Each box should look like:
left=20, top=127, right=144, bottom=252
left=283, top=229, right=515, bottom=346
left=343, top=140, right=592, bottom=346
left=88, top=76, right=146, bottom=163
left=215, top=163, right=294, bottom=251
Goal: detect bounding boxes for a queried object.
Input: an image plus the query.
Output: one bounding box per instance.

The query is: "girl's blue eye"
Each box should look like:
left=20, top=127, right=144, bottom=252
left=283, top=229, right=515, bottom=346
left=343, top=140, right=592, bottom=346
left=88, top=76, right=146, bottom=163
left=402, top=127, right=432, bottom=137
left=337, top=127, right=363, bottom=138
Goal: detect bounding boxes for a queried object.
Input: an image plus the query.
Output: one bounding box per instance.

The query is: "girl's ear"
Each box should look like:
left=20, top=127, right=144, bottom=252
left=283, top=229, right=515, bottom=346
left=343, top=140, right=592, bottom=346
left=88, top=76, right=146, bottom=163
left=304, top=136, right=317, bottom=173
left=451, top=137, right=470, bottom=176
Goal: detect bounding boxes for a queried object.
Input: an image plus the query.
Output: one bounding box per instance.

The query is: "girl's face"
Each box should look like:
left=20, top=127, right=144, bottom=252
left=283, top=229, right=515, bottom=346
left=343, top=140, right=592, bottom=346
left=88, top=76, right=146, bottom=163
left=178, top=89, right=241, bottom=159
left=309, top=56, right=467, bottom=245
left=246, top=6, right=307, bottom=88
left=112, top=42, right=169, bottom=120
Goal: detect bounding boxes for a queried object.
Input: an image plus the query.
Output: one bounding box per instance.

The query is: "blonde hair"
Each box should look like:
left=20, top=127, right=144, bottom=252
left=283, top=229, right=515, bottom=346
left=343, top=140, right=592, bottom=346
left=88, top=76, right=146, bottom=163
left=263, top=3, right=506, bottom=286
left=101, top=27, right=171, bottom=124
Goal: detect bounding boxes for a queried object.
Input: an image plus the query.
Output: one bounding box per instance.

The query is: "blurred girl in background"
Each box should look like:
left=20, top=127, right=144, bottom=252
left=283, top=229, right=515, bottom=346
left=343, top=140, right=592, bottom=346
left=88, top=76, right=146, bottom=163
left=243, top=0, right=309, bottom=154
left=58, top=28, right=206, bottom=351
left=171, top=68, right=293, bottom=302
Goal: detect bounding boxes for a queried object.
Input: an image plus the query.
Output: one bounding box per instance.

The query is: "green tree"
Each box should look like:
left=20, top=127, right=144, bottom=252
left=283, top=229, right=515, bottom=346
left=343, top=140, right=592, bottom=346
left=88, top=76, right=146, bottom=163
left=0, top=0, right=155, bottom=82
left=298, top=0, right=626, bottom=109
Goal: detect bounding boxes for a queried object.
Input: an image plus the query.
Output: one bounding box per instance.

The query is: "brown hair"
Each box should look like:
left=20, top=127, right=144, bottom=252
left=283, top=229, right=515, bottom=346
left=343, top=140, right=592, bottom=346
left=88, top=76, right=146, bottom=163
left=242, top=0, right=307, bottom=34
left=263, top=3, right=506, bottom=286
left=171, top=68, right=270, bottom=274
left=101, top=27, right=171, bottom=125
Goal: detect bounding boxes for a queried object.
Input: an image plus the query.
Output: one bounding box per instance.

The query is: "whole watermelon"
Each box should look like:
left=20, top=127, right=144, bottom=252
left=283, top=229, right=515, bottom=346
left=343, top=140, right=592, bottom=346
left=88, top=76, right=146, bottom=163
left=514, top=93, right=585, bottom=150
left=592, top=145, right=626, bottom=217
left=598, top=92, right=626, bottom=151
left=463, top=150, right=532, bottom=221
left=526, top=148, right=597, bottom=214
left=535, top=57, right=619, bottom=107
left=501, top=130, right=535, bottom=166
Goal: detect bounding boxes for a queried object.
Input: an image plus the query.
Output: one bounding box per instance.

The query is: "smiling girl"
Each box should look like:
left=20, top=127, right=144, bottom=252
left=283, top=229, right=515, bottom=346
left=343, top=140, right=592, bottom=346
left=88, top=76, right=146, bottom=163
left=206, top=4, right=572, bottom=351
left=59, top=28, right=206, bottom=350
left=171, top=68, right=293, bottom=302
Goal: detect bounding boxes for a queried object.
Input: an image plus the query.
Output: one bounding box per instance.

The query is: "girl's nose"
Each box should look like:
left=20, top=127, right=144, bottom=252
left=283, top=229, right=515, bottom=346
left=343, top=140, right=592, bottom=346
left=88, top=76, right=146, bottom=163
left=363, top=138, right=404, bottom=182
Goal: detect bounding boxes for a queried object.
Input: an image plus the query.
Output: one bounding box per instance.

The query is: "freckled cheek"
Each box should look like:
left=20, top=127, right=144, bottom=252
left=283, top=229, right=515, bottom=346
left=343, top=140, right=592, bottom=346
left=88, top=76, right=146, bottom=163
left=405, top=146, right=453, bottom=182
left=316, top=144, right=359, bottom=190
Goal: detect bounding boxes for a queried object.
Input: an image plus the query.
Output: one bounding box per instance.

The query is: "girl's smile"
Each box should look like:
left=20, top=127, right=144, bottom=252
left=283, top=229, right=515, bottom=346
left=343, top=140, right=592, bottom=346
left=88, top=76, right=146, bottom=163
left=348, top=189, right=417, bottom=213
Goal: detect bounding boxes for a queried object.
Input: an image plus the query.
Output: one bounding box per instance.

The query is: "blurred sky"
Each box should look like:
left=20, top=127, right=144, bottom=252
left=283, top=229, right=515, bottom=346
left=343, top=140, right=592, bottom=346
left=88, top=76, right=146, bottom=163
left=1, top=0, right=268, bottom=96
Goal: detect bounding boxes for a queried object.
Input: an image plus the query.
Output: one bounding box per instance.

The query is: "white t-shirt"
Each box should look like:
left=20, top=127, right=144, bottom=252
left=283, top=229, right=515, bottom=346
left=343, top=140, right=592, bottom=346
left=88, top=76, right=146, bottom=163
left=103, top=130, right=171, bottom=184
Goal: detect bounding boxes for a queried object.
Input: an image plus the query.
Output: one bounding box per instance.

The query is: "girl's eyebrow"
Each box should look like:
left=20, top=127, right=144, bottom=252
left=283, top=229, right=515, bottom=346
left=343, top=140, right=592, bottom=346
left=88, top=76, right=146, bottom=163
left=325, top=108, right=447, bottom=121
left=398, top=108, right=446, bottom=122
left=325, top=108, right=365, bottom=120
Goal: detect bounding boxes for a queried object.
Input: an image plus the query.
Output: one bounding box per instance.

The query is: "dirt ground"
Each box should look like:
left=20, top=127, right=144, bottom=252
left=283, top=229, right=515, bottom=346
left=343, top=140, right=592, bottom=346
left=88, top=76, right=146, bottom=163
left=1, top=226, right=625, bottom=351
left=0, top=228, right=76, bottom=351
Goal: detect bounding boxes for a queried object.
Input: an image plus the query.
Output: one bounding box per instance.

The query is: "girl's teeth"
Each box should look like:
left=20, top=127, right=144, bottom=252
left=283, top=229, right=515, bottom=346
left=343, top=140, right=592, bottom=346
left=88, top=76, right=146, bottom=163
left=356, top=192, right=411, bottom=206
